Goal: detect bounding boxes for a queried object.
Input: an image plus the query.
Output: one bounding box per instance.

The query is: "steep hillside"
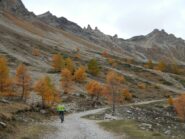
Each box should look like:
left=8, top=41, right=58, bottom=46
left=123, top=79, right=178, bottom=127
left=38, top=10, right=185, bottom=64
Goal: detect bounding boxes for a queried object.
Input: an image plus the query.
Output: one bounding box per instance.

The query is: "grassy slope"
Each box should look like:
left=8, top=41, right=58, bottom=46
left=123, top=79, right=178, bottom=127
left=99, top=120, right=168, bottom=139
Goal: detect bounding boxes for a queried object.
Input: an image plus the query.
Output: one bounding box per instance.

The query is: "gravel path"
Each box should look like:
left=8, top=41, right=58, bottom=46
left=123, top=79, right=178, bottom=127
left=44, top=99, right=166, bottom=139
left=44, top=108, right=125, bottom=139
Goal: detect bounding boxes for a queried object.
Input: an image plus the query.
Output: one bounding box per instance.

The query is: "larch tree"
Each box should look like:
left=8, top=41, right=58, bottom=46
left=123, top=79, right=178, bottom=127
left=87, top=59, right=100, bottom=76
left=65, top=58, right=74, bottom=73
left=52, top=54, right=65, bottom=72
left=155, top=60, right=166, bottom=71
left=168, top=96, right=174, bottom=106
left=102, top=50, right=109, bottom=58
left=174, top=94, right=185, bottom=121
left=74, top=66, right=86, bottom=83
left=106, top=70, right=125, bottom=116
left=86, top=80, right=104, bottom=107
left=32, top=48, right=41, bottom=57
left=34, top=76, right=60, bottom=108
left=61, top=68, right=73, bottom=94
left=0, top=57, right=10, bottom=94
left=15, top=64, right=31, bottom=101
left=144, top=59, right=153, bottom=69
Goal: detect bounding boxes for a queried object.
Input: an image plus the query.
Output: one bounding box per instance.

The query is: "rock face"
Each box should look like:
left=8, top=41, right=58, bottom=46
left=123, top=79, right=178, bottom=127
left=38, top=11, right=120, bottom=51
left=38, top=11, right=83, bottom=33
left=38, top=10, right=185, bottom=64
left=0, top=0, right=35, bottom=18
left=1, top=0, right=185, bottom=65
left=128, top=29, right=185, bottom=64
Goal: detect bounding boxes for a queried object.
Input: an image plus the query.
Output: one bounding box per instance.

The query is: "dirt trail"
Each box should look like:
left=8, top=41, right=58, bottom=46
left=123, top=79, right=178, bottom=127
left=44, top=99, right=166, bottom=139
left=45, top=108, right=124, bottom=139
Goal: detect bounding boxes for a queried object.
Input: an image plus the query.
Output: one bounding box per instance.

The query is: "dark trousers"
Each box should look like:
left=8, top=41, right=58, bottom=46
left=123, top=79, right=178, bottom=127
left=59, top=111, right=64, bottom=122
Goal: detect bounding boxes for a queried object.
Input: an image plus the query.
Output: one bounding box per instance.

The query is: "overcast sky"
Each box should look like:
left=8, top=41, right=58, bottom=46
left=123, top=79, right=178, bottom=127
left=22, top=0, right=185, bottom=39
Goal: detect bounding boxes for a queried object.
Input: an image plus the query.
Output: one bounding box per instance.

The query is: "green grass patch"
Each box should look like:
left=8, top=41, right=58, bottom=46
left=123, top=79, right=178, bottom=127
left=99, top=120, right=168, bottom=139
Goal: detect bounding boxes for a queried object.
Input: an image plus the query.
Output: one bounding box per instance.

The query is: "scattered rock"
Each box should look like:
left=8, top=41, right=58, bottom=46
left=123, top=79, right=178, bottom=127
left=40, top=109, right=47, bottom=114
left=0, top=99, right=10, bottom=104
left=104, top=114, right=119, bottom=120
left=164, top=130, right=171, bottom=135
left=139, top=123, right=152, bottom=129
left=0, top=121, right=7, bottom=128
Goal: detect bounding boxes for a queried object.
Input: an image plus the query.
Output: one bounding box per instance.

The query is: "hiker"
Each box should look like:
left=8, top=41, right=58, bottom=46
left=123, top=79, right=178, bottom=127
left=57, top=104, right=65, bottom=123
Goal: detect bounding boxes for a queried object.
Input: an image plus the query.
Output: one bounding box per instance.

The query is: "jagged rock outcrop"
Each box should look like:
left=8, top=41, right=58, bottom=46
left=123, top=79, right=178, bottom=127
left=0, top=0, right=35, bottom=18
left=38, top=11, right=83, bottom=33
left=1, top=0, right=185, bottom=65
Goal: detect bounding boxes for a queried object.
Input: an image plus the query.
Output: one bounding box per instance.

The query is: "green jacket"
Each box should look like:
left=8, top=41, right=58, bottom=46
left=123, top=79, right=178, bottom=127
left=57, top=105, right=65, bottom=112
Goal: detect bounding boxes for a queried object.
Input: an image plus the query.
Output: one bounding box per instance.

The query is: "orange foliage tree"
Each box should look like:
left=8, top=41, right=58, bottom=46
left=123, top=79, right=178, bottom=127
left=174, top=94, right=185, bottom=121
left=61, top=68, right=73, bottom=94
left=154, top=60, right=166, bottom=71
left=52, top=54, right=65, bottom=72
left=74, top=66, right=86, bottom=83
left=65, top=58, right=75, bottom=73
left=107, top=58, right=117, bottom=68
left=86, top=80, right=104, bottom=107
left=106, top=71, right=125, bottom=115
left=15, top=64, right=31, bottom=101
left=122, top=88, right=132, bottom=101
left=102, top=50, right=109, bottom=57
left=32, top=48, right=41, bottom=57
left=0, top=57, right=10, bottom=94
left=168, top=96, right=174, bottom=106
left=34, top=76, right=60, bottom=107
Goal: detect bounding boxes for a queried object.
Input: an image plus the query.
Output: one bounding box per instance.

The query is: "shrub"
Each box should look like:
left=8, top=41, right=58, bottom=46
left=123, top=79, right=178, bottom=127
left=137, top=83, right=146, bottom=89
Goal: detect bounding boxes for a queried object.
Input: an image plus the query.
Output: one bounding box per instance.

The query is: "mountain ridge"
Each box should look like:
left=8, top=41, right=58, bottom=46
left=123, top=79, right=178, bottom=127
left=1, top=0, right=185, bottom=64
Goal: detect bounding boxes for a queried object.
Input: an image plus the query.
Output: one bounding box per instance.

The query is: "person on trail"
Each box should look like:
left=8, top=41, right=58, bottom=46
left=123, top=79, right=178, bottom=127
left=57, top=104, right=65, bottom=123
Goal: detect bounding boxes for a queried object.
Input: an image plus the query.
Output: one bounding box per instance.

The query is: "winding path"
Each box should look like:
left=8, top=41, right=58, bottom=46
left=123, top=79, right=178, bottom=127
left=44, top=99, right=167, bottom=139
left=45, top=108, right=124, bottom=139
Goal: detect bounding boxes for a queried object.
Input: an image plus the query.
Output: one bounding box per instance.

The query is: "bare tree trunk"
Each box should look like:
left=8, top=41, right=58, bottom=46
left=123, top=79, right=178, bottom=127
left=112, top=86, right=116, bottom=116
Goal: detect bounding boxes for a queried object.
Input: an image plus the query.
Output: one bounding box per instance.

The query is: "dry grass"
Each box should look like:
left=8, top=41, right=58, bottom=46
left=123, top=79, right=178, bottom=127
left=4, top=12, right=44, bottom=36
left=0, top=102, right=30, bottom=120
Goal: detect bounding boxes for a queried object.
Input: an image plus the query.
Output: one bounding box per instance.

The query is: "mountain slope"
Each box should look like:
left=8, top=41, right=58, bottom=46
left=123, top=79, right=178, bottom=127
left=128, top=29, right=185, bottom=64
left=1, top=0, right=185, bottom=66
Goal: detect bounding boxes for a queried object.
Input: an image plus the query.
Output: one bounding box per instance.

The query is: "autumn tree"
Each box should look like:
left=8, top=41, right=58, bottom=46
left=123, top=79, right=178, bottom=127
left=87, top=59, right=100, bottom=76
left=144, top=59, right=153, bottom=69
left=61, top=68, right=73, bottom=94
left=169, top=63, right=180, bottom=74
left=102, top=50, right=109, bottom=57
left=137, top=82, right=147, bottom=89
left=168, top=96, right=174, bottom=106
left=65, top=58, right=75, bottom=73
left=74, top=66, right=86, bottom=83
left=122, top=88, right=132, bottom=101
left=0, top=57, right=10, bottom=94
left=106, top=71, right=125, bottom=115
left=15, top=64, right=31, bottom=101
left=107, top=58, right=117, bottom=68
left=32, top=48, right=41, bottom=57
left=174, top=94, right=185, bottom=121
left=86, top=80, right=104, bottom=107
left=52, top=54, right=65, bottom=72
left=154, top=60, right=166, bottom=71
left=34, top=76, right=60, bottom=107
